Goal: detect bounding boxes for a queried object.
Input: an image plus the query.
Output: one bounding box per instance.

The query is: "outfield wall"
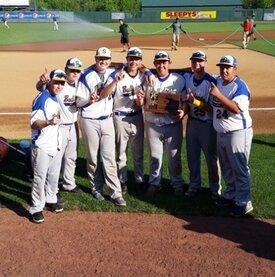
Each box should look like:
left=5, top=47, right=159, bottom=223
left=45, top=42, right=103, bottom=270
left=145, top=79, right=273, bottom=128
left=1, top=8, right=274, bottom=23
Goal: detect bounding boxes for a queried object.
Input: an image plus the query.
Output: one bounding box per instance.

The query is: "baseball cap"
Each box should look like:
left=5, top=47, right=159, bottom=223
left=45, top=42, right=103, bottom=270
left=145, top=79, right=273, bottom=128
left=66, top=58, right=82, bottom=70
left=126, top=47, right=142, bottom=58
left=216, top=55, right=237, bottom=67
left=190, top=50, right=207, bottom=61
left=95, top=47, right=112, bottom=58
left=154, top=50, right=170, bottom=61
left=49, top=69, right=67, bottom=81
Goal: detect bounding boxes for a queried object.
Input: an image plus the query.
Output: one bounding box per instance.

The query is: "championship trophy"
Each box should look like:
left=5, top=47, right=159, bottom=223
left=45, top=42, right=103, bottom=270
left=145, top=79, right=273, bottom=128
left=145, top=85, right=181, bottom=114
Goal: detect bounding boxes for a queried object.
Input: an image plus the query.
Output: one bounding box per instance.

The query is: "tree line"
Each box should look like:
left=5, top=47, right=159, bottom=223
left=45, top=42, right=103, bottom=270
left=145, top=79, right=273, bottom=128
left=242, top=0, right=275, bottom=8
left=31, top=0, right=141, bottom=12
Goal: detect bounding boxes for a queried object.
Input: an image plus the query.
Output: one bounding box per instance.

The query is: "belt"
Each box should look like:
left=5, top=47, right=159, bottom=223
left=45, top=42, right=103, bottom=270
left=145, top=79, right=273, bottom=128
left=90, top=114, right=112, bottom=120
left=114, top=110, right=142, bottom=117
left=61, top=123, right=74, bottom=126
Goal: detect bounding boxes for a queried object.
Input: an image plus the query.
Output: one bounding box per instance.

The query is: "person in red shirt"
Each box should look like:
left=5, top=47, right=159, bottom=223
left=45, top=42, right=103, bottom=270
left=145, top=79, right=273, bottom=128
left=241, top=17, right=252, bottom=49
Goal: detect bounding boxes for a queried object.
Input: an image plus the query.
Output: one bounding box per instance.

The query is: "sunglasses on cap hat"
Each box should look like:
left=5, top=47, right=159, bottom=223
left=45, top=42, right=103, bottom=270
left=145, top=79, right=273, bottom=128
left=216, top=55, right=237, bottom=67
left=50, top=69, right=67, bottom=81
left=190, top=51, right=207, bottom=61
left=154, top=51, right=170, bottom=61
left=66, top=58, right=82, bottom=70
left=127, top=47, right=142, bottom=58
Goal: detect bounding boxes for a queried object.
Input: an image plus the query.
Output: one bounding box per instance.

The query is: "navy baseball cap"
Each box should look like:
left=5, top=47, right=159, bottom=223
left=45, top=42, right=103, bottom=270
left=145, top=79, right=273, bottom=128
left=127, top=47, right=142, bottom=58
left=216, top=55, right=237, bottom=67
left=154, top=50, right=170, bottom=61
left=190, top=50, right=207, bottom=61
left=49, top=69, right=67, bottom=82
left=66, top=58, right=82, bottom=70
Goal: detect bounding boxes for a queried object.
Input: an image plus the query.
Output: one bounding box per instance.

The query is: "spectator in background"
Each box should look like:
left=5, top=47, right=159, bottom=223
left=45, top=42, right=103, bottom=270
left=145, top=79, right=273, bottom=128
left=117, top=19, right=132, bottom=52
left=166, top=17, right=186, bottom=51
left=250, top=14, right=256, bottom=40
left=241, top=17, right=252, bottom=49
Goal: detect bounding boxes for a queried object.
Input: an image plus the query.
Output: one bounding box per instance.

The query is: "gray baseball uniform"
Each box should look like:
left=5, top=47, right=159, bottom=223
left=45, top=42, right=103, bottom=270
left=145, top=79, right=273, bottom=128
left=56, top=81, right=79, bottom=191
left=144, top=72, right=185, bottom=189
left=212, top=75, right=253, bottom=208
left=106, top=67, right=146, bottom=184
left=30, top=89, right=63, bottom=214
left=183, top=72, right=220, bottom=195
left=76, top=66, right=123, bottom=199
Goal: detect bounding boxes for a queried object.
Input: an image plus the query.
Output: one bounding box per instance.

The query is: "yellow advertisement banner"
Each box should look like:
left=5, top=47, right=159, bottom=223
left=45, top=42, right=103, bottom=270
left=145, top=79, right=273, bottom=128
left=161, top=11, right=216, bottom=19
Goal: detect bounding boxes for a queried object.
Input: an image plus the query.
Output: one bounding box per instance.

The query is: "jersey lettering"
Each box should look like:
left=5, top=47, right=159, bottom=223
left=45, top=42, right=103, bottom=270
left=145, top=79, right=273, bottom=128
left=216, top=109, right=229, bottom=119
left=193, top=107, right=206, bottom=117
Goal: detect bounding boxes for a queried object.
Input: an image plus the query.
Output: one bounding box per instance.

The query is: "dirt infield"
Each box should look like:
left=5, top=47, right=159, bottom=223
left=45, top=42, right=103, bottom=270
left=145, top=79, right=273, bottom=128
left=1, top=32, right=275, bottom=276
left=1, top=31, right=275, bottom=138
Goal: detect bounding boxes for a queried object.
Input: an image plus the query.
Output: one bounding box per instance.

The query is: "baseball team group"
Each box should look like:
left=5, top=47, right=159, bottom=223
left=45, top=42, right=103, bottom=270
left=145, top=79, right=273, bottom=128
left=28, top=41, right=253, bottom=223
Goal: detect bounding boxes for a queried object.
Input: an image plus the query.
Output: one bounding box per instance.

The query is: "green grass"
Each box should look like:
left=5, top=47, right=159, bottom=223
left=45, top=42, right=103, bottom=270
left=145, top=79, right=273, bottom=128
left=1, top=21, right=274, bottom=55
left=0, top=21, right=274, bottom=39
left=1, top=134, right=275, bottom=218
left=1, top=21, right=275, bottom=218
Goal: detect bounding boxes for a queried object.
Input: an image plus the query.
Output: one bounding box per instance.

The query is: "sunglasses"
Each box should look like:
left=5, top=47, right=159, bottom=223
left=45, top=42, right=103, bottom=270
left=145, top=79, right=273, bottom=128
left=155, top=53, right=169, bottom=60
left=191, top=52, right=206, bottom=60
left=52, top=80, right=65, bottom=85
left=52, top=73, right=66, bottom=79
left=127, top=50, right=142, bottom=57
left=68, top=68, right=81, bottom=73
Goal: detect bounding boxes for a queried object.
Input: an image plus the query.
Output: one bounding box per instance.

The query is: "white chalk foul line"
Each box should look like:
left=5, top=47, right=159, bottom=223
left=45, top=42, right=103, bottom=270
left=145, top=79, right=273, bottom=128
left=249, top=108, right=275, bottom=111
left=0, top=112, right=31, bottom=115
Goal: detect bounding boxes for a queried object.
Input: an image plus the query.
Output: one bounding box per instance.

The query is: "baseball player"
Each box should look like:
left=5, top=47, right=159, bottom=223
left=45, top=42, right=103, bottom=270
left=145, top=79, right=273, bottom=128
left=29, top=69, right=67, bottom=224
left=211, top=55, right=253, bottom=217
left=53, top=15, right=59, bottom=31
left=100, top=47, right=153, bottom=194
left=183, top=50, right=221, bottom=199
left=1, top=16, right=9, bottom=29
left=165, top=17, right=186, bottom=51
left=76, top=47, right=126, bottom=207
left=36, top=58, right=83, bottom=194
left=137, top=50, right=186, bottom=196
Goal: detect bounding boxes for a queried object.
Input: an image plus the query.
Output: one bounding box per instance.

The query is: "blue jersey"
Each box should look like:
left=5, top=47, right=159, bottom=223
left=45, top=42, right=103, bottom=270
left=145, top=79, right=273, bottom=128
left=183, top=72, right=216, bottom=122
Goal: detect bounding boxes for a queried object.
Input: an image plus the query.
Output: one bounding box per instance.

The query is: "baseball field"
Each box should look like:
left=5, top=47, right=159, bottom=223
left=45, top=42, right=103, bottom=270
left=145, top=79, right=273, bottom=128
left=0, top=22, right=275, bottom=276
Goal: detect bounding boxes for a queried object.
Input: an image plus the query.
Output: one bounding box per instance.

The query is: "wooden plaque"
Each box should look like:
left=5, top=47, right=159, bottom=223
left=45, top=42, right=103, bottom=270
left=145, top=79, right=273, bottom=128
left=145, top=93, right=181, bottom=114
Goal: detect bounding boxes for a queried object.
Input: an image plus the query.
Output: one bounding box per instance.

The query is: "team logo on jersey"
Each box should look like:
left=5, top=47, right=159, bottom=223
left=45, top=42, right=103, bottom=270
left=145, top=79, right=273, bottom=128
left=64, top=95, right=76, bottom=106
left=122, top=85, right=141, bottom=98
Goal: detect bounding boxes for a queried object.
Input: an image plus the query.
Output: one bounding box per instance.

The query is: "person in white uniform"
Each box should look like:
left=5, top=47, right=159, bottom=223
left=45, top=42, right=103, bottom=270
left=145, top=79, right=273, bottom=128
left=37, top=58, right=83, bottom=194
left=210, top=55, right=253, bottom=217
left=137, top=50, right=186, bottom=196
left=100, top=47, right=153, bottom=194
left=76, top=47, right=126, bottom=207
left=29, top=69, right=67, bottom=224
